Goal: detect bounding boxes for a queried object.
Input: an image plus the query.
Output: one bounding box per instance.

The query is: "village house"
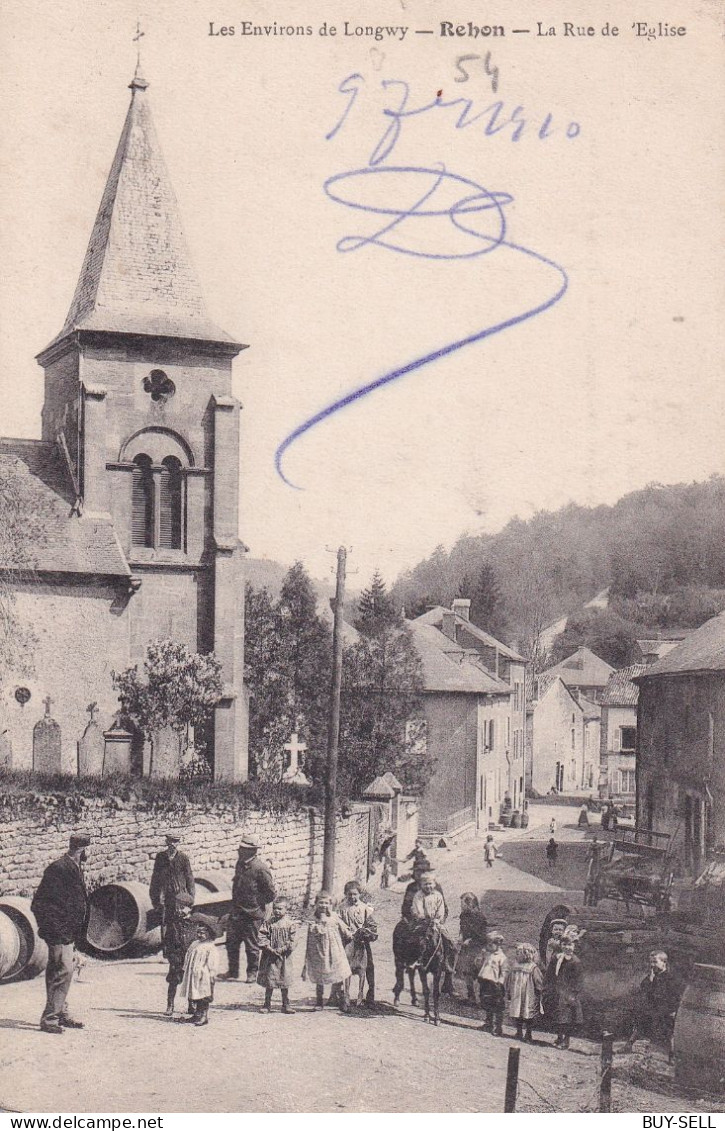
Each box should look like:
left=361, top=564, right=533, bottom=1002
left=527, top=678, right=600, bottom=797
left=635, top=610, right=725, bottom=875
left=598, top=663, right=648, bottom=805
left=408, top=600, right=527, bottom=838
left=536, top=646, right=615, bottom=703
left=0, top=69, right=248, bottom=780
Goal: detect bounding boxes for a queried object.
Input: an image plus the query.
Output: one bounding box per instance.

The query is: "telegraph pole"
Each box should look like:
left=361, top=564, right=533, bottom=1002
left=322, top=546, right=347, bottom=892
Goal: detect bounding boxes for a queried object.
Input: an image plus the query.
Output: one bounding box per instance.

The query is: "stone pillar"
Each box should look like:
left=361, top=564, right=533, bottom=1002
left=211, top=395, right=248, bottom=782
left=0, top=730, right=11, bottom=769
left=81, top=384, right=109, bottom=516
left=102, top=721, right=134, bottom=776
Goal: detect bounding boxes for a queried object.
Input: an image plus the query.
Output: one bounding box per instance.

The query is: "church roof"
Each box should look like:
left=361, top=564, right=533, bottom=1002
left=42, top=71, right=238, bottom=353
left=0, top=440, right=130, bottom=578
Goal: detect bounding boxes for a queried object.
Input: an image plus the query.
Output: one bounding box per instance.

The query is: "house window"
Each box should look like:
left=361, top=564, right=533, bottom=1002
left=620, top=769, right=636, bottom=793
left=489, top=720, right=495, bottom=750
left=159, top=457, right=183, bottom=549
left=131, top=455, right=154, bottom=547
left=620, top=726, right=637, bottom=753
left=571, top=727, right=576, bottom=751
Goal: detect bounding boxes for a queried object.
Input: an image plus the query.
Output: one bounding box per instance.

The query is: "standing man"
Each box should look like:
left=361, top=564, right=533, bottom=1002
left=149, top=832, right=196, bottom=935
left=31, top=834, right=91, bottom=1035
left=221, top=836, right=275, bottom=982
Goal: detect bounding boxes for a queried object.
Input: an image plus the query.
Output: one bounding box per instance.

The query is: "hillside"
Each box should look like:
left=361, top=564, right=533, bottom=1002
left=390, top=477, right=725, bottom=662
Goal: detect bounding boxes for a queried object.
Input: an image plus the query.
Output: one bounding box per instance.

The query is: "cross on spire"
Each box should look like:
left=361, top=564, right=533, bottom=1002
left=133, top=18, right=145, bottom=68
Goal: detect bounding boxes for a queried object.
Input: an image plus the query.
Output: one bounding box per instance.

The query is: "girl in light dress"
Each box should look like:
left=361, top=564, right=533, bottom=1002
left=180, top=919, right=219, bottom=1026
left=257, top=896, right=299, bottom=1015
left=302, top=891, right=353, bottom=1012
left=506, top=942, right=543, bottom=1041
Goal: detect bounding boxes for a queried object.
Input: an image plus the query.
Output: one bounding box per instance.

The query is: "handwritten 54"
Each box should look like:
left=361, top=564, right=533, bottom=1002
left=327, top=74, right=581, bottom=165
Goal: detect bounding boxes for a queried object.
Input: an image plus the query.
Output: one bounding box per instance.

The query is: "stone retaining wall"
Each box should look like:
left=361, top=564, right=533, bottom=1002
left=0, top=798, right=371, bottom=906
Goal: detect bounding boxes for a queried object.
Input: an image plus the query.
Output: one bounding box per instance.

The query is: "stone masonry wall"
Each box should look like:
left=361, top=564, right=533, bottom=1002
left=0, top=799, right=371, bottom=906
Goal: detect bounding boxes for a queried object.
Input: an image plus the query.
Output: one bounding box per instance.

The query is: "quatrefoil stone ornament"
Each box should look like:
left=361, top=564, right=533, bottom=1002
left=143, top=370, right=176, bottom=403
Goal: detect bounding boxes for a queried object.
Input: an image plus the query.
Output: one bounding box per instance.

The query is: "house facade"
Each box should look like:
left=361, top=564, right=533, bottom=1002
left=635, top=611, right=725, bottom=875
left=528, top=678, right=600, bottom=796
left=409, top=600, right=527, bottom=837
left=598, top=663, right=648, bottom=804
left=0, top=70, right=248, bottom=780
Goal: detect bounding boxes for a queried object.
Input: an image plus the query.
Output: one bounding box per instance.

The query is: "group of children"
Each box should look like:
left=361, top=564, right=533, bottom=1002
left=163, top=880, right=377, bottom=1023
left=455, top=896, right=585, bottom=1048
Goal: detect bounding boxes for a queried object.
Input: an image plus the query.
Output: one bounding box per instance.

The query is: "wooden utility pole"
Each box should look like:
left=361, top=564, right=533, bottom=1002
left=504, top=1046, right=520, bottom=1112
left=599, top=1031, right=614, bottom=1112
left=322, top=546, right=347, bottom=892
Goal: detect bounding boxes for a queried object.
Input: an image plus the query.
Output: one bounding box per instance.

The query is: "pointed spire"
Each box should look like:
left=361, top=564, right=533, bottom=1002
left=45, top=72, right=238, bottom=351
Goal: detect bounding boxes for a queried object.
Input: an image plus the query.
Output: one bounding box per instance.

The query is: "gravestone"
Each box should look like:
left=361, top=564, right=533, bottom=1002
left=102, top=716, right=134, bottom=776
left=0, top=729, right=11, bottom=769
left=150, top=727, right=182, bottom=778
left=33, top=696, right=62, bottom=774
left=78, top=702, right=105, bottom=777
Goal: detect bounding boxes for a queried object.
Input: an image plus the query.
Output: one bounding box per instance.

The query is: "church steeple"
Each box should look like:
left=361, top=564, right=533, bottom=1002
left=44, top=70, right=236, bottom=351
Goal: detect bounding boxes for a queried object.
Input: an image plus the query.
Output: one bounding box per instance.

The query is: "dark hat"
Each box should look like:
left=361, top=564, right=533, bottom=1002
left=165, top=833, right=182, bottom=844
left=69, top=834, right=91, bottom=850
left=190, top=913, right=220, bottom=938
left=238, top=835, right=260, bottom=850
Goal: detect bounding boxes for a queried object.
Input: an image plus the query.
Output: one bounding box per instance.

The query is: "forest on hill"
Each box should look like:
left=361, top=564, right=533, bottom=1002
left=390, top=476, right=725, bottom=667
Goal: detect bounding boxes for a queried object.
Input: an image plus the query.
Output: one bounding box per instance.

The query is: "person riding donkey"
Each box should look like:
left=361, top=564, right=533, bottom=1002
left=409, top=871, right=456, bottom=994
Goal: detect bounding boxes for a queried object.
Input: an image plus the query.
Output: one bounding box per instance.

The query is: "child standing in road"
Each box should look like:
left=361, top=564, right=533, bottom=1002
left=484, top=835, right=501, bottom=868
left=506, top=943, right=543, bottom=1041
left=546, top=837, right=558, bottom=869
left=163, top=891, right=196, bottom=1016
left=180, top=919, right=219, bottom=1026
left=337, top=880, right=378, bottom=1007
left=302, top=891, right=353, bottom=1012
left=257, top=896, right=299, bottom=1015
left=478, top=932, right=509, bottom=1036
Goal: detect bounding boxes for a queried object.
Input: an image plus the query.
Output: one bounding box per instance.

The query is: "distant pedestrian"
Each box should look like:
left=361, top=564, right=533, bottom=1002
left=484, top=835, right=501, bottom=868
left=578, top=806, right=589, bottom=828
left=378, top=829, right=395, bottom=889
left=549, top=817, right=557, bottom=835
left=478, top=932, right=509, bottom=1036
left=257, top=896, right=299, bottom=1015
left=506, top=943, right=543, bottom=1041
left=302, top=891, right=353, bottom=1012
left=404, top=840, right=429, bottom=870
left=546, top=837, right=558, bottom=868
left=180, top=918, right=219, bottom=1026
left=31, top=833, right=91, bottom=1035
left=542, top=938, right=584, bottom=1049
left=221, top=836, right=276, bottom=982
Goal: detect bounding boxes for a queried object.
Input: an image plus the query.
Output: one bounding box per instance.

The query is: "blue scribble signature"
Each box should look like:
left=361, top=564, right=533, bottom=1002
left=274, top=161, right=568, bottom=487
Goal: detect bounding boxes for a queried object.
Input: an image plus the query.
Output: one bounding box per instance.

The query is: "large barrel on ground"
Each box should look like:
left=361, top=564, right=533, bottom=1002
left=0, top=910, right=21, bottom=980
left=86, top=881, right=159, bottom=954
left=674, top=964, right=725, bottom=1093
left=0, top=896, right=48, bottom=983
left=539, top=903, right=725, bottom=1038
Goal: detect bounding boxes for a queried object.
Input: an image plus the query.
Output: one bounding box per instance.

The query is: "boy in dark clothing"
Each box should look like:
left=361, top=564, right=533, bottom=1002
left=624, top=951, right=680, bottom=1060
left=546, top=838, right=558, bottom=868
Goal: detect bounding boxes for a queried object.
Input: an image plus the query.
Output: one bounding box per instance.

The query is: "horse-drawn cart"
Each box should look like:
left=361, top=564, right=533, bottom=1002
left=589, top=827, right=674, bottom=913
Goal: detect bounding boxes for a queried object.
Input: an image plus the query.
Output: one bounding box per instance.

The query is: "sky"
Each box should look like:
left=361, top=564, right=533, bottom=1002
left=1, top=0, right=723, bottom=588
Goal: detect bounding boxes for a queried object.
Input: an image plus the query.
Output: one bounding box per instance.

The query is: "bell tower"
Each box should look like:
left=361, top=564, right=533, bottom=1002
left=35, top=67, right=249, bottom=781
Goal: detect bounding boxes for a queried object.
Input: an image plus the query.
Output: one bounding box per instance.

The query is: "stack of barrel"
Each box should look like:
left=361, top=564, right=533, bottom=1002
left=0, top=897, right=48, bottom=984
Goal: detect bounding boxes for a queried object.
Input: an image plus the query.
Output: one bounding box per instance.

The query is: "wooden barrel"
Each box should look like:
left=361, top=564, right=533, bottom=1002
left=86, top=881, right=159, bottom=954
left=0, top=910, right=21, bottom=980
left=0, top=896, right=48, bottom=983
left=674, top=964, right=725, bottom=1093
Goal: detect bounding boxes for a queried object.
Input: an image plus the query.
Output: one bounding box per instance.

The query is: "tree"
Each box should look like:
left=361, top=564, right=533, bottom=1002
left=244, top=563, right=331, bottom=782
left=340, top=573, right=430, bottom=797
left=0, top=454, right=52, bottom=689
left=549, top=609, right=639, bottom=668
left=112, top=640, right=223, bottom=776
left=459, top=562, right=506, bottom=637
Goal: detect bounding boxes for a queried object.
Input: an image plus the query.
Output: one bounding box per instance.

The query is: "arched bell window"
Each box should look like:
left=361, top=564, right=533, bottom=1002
left=159, top=456, right=183, bottom=550
left=131, top=455, right=154, bottom=547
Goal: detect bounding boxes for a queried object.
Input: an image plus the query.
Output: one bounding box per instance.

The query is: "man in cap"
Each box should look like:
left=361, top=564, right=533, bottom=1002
left=31, top=834, right=91, bottom=1034
left=220, top=836, right=275, bottom=982
left=149, top=833, right=196, bottom=935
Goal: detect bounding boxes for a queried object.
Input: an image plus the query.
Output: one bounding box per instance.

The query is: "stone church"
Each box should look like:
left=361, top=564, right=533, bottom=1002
left=0, top=67, right=248, bottom=780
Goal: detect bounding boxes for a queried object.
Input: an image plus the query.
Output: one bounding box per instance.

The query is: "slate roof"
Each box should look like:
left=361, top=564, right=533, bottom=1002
left=408, top=621, right=511, bottom=695
left=413, top=606, right=525, bottom=662
left=581, top=696, right=602, bottom=720
left=635, top=611, right=725, bottom=679
left=601, top=664, right=647, bottom=707
left=539, top=647, right=615, bottom=693
left=636, top=638, right=686, bottom=661
left=42, top=72, right=238, bottom=354
left=0, top=440, right=130, bottom=578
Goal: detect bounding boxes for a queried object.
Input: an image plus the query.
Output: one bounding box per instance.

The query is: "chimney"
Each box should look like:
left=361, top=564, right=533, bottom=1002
left=441, top=611, right=457, bottom=641
left=452, top=598, right=471, bottom=622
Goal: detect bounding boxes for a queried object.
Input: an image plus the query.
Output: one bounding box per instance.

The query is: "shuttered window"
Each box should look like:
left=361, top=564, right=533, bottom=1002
left=159, top=457, right=182, bottom=549
left=131, top=455, right=154, bottom=546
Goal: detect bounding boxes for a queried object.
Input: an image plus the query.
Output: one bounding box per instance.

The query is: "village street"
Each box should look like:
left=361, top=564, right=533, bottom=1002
left=0, top=805, right=719, bottom=1115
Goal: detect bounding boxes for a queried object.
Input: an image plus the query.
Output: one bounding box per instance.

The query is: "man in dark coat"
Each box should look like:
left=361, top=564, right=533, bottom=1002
left=31, top=834, right=91, bottom=1034
left=149, top=833, right=195, bottom=935
left=220, top=836, right=275, bottom=982
left=542, top=938, right=584, bottom=1048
